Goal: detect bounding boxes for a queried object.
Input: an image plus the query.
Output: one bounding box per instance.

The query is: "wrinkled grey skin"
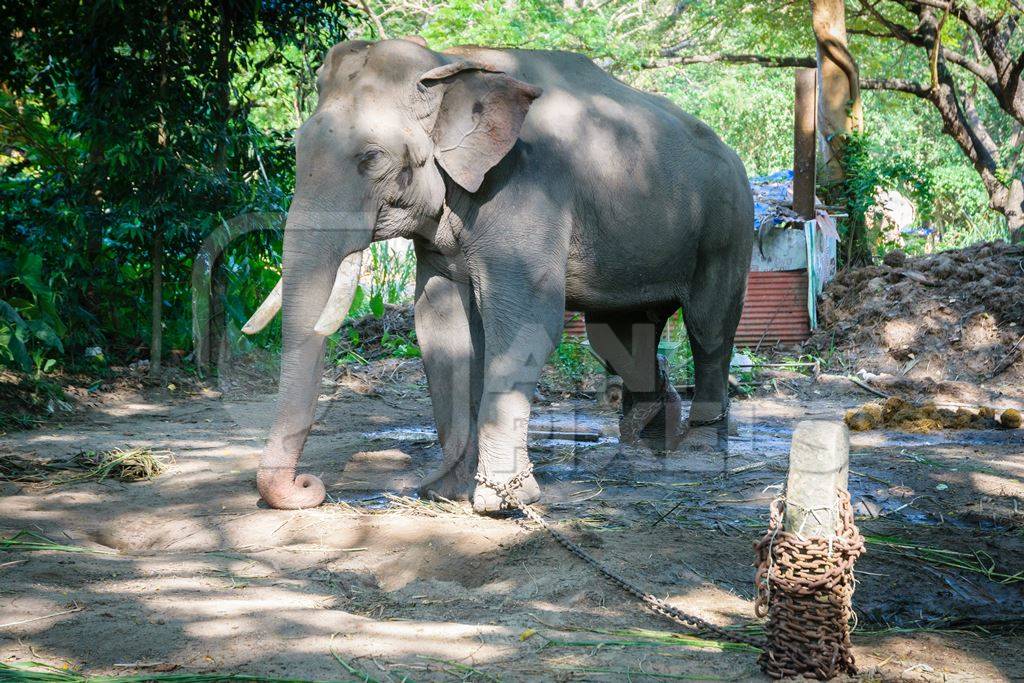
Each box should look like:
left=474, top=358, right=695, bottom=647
left=257, top=38, right=753, bottom=512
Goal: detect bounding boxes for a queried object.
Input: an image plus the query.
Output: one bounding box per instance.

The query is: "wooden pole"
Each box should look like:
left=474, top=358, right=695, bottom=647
left=793, top=68, right=817, bottom=220
left=784, top=420, right=849, bottom=536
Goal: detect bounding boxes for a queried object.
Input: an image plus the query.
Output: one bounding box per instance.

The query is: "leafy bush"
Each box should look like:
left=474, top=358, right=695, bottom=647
left=0, top=253, right=65, bottom=373
left=348, top=242, right=416, bottom=320
left=928, top=164, right=1009, bottom=248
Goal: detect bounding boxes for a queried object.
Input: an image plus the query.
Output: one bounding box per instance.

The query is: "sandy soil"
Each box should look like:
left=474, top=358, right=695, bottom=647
left=2, top=363, right=1024, bottom=682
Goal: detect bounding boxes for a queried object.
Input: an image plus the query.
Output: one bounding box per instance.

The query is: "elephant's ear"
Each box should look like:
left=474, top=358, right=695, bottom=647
left=416, top=61, right=541, bottom=193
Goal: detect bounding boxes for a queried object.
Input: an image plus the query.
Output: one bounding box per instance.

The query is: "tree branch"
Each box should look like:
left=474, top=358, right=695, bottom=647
left=855, top=0, right=998, bottom=87
left=358, top=0, right=388, bottom=39
left=941, top=46, right=999, bottom=88
left=901, top=0, right=991, bottom=29
left=861, top=77, right=931, bottom=96
left=668, top=53, right=815, bottom=68
left=929, top=3, right=951, bottom=92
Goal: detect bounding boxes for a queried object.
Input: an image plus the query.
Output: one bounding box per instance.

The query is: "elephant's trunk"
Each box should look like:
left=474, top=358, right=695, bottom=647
left=256, top=205, right=364, bottom=509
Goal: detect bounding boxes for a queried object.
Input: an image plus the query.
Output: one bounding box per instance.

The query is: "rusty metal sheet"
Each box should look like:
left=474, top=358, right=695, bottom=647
left=736, top=270, right=810, bottom=346
left=564, top=269, right=811, bottom=347
left=564, top=310, right=587, bottom=337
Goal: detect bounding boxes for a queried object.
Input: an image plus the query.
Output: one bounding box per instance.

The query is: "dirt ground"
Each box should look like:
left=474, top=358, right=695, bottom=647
left=2, top=359, right=1024, bottom=682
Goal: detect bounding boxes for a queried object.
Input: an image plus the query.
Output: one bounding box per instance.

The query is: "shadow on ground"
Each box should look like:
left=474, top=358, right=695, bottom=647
left=1, top=366, right=1023, bottom=681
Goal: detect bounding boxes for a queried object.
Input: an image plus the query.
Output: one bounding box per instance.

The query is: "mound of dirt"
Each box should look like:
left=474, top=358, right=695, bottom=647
left=808, top=241, right=1024, bottom=388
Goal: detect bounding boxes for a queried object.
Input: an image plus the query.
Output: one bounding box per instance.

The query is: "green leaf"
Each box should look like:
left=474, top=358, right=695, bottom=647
left=15, top=252, right=47, bottom=298
left=350, top=284, right=365, bottom=315
left=369, top=292, right=385, bottom=318
left=0, top=299, right=27, bottom=328
left=26, top=319, right=64, bottom=353
left=0, top=328, right=33, bottom=372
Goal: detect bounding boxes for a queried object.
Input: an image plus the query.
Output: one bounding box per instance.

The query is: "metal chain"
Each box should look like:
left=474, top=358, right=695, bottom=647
left=618, top=357, right=691, bottom=443
left=753, top=489, right=865, bottom=680
left=618, top=400, right=664, bottom=443
left=479, top=468, right=865, bottom=679
left=476, top=464, right=768, bottom=649
left=688, top=409, right=728, bottom=428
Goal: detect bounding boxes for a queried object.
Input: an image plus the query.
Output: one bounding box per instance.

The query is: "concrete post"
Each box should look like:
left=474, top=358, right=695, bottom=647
left=784, top=420, right=849, bottom=537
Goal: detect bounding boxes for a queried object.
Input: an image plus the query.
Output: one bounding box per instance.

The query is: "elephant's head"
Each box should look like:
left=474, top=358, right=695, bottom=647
left=245, top=39, right=541, bottom=508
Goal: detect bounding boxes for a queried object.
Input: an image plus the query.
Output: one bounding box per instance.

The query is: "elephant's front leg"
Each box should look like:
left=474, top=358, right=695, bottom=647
left=415, top=260, right=484, bottom=501
left=471, top=290, right=564, bottom=513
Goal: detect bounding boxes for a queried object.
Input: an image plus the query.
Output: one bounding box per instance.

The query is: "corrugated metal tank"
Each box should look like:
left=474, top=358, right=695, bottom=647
left=565, top=270, right=811, bottom=347
left=563, top=310, right=587, bottom=337
left=735, top=270, right=810, bottom=346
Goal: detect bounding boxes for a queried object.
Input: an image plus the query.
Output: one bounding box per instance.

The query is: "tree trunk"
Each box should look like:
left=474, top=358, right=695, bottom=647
left=150, top=3, right=170, bottom=378
left=210, top=261, right=230, bottom=373
left=150, top=230, right=163, bottom=375
left=213, top=0, right=232, bottom=175
left=810, top=0, right=862, bottom=184
left=197, top=1, right=235, bottom=373
left=810, top=0, right=868, bottom=263
left=1006, top=179, right=1024, bottom=242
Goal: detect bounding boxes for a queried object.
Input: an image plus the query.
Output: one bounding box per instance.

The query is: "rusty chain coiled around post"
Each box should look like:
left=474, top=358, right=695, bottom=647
left=754, top=489, right=865, bottom=680
left=476, top=464, right=768, bottom=650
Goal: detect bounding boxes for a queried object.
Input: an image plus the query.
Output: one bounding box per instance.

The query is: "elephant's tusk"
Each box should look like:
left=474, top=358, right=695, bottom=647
left=313, top=251, right=363, bottom=336
left=241, top=278, right=283, bottom=335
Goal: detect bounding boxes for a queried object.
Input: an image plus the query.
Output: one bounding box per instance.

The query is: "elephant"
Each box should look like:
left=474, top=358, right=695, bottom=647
left=242, top=37, right=754, bottom=513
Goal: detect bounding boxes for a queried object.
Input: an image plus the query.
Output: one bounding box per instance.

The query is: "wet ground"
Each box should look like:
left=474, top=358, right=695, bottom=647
left=1, top=364, right=1023, bottom=681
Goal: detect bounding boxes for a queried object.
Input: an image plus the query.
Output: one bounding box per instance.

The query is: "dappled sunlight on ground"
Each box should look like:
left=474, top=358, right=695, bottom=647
left=2, top=377, right=1023, bottom=680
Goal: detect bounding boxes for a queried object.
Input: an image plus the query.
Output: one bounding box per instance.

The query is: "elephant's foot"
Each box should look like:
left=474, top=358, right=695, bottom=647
left=419, top=454, right=476, bottom=502
left=678, top=425, right=724, bottom=451
left=679, top=413, right=729, bottom=452
left=472, top=471, right=540, bottom=513
left=623, top=360, right=683, bottom=451
left=639, top=382, right=683, bottom=452
left=679, top=401, right=729, bottom=452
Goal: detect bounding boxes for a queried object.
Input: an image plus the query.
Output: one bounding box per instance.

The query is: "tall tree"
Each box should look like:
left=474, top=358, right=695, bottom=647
left=1, top=0, right=352, bottom=373
left=852, top=1, right=1024, bottom=240
left=811, top=0, right=869, bottom=261
left=648, top=0, right=1024, bottom=241
left=812, top=0, right=864, bottom=185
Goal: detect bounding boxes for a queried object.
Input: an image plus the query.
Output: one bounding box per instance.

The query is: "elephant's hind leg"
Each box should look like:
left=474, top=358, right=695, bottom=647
left=585, top=310, right=682, bottom=452
left=679, top=254, right=746, bottom=451
left=414, top=261, right=484, bottom=501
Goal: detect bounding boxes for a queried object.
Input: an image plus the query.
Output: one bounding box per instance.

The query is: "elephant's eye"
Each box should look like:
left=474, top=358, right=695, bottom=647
left=357, top=149, right=383, bottom=175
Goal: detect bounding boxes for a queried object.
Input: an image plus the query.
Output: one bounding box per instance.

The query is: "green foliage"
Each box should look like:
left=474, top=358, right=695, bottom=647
left=549, top=332, right=602, bottom=383
left=0, top=1, right=353, bottom=375
left=413, top=0, right=661, bottom=69
left=2, top=0, right=1018, bottom=389
left=928, top=164, right=1010, bottom=247
left=381, top=330, right=421, bottom=358
left=348, top=243, right=416, bottom=319
left=0, top=252, right=65, bottom=373
left=842, top=129, right=1009, bottom=259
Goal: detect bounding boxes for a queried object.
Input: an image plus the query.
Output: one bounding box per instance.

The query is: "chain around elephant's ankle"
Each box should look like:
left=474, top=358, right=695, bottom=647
left=475, top=463, right=535, bottom=510
left=689, top=409, right=728, bottom=427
